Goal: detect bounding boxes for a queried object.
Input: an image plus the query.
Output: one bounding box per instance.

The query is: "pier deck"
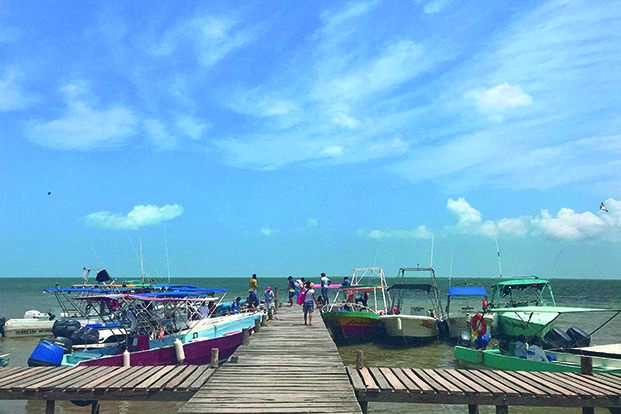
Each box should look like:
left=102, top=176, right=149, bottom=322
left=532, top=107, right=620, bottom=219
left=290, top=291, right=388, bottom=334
left=180, top=305, right=363, bottom=414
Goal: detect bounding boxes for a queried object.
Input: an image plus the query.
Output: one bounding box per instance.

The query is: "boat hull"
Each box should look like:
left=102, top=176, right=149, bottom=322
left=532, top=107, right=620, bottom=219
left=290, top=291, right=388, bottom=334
left=321, top=311, right=379, bottom=344
left=3, top=319, right=55, bottom=338
left=77, top=332, right=243, bottom=366
left=377, top=314, right=438, bottom=346
left=454, top=346, right=621, bottom=373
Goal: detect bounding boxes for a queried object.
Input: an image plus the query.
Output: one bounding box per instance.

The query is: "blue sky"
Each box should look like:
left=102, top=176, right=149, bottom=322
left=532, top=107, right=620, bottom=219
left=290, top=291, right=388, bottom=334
left=1, top=1, right=620, bottom=280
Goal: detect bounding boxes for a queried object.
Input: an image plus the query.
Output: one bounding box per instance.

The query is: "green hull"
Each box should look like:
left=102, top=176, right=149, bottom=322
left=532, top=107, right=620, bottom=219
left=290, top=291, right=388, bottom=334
left=454, top=346, right=621, bottom=373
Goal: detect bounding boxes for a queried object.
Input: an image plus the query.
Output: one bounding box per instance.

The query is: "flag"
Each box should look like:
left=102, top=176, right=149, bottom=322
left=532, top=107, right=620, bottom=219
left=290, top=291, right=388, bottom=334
left=600, top=203, right=608, bottom=212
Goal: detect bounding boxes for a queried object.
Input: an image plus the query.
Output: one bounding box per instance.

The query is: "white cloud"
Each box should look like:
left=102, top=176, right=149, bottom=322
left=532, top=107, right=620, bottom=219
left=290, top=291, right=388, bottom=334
left=151, top=15, right=254, bottom=68
left=445, top=197, right=616, bottom=241
left=176, top=116, right=210, bottom=140
left=27, top=100, right=137, bottom=150
left=466, top=82, right=533, bottom=115
left=144, top=119, right=177, bottom=150
left=419, top=0, right=452, bottom=14
left=261, top=226, right=278, bottom=236
left=307, top=218, right=319, bottom=227
left=358, top=225, right=433, bottom=239
left=322, top=145, right=343, bottom=157
left=532, top=208, right=605, bottom=241
left=84, top=204, right=184, bottom=230
left=0, top=68, right=37, bottom=111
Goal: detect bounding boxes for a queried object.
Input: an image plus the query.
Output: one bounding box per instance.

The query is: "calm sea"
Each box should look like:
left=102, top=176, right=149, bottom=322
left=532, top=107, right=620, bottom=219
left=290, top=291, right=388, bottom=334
left=0, top=276, right=619, bottom=414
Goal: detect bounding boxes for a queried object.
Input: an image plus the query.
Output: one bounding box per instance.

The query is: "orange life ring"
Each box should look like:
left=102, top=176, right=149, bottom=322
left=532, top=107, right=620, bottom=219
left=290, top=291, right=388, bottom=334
left=471, top=313, right=487, bottom=336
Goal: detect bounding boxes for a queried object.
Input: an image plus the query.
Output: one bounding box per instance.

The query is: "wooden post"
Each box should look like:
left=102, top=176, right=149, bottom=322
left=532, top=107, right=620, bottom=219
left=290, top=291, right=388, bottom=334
left=581, top=356, right=593, bottom=375
left=90, top=401, right=100, bottom=414
left=274, top=287, right=279, bottom=311
left=45, top=400, right=55, bottom=414
left=468, top=404, right=479, bottom=414
left=496, top=405, right=508, bottom=414
left=356, top=350, right=363, bottom=369
left=254, top=318, right=261, bottom=332
left=477, top=349, right=484, bottom=364
left=268, top=307, right=273, bottom=320
left=261, top=314, right=267, bottom=327
left=358, top=400, right=368, bottom=414
left=242, top=328, right=250, bottom=345
left=210, top=348, right=219, bottom=368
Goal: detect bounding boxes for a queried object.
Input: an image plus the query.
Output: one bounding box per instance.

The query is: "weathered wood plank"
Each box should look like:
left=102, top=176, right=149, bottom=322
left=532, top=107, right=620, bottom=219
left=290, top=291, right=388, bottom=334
left=441, top=369, right=491, bottom=395
left=389, top=368, right=421, bottom=394
left=401, top=368, right=435, bottom=393
left=358, top=367, right=379, bottom=392
left=379, top=367, right=407, bottom=392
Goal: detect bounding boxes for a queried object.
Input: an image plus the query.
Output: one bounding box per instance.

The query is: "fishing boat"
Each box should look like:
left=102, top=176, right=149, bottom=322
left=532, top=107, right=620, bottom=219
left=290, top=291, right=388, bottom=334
left=29, top=290, right=263, bottom=367
left=444, top=285, right=493, bottom=341
left=488, top=277, right=558, bottom=339
left=454, top=306, right=621, bottom=373
left=320, top=267, right=389, bottom=345
left=377, top=267, right=444, bottom=346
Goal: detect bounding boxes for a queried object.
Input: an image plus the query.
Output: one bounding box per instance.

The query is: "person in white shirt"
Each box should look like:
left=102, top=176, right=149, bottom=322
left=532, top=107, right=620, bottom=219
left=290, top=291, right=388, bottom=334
left=320, top=273, right=331, bottom=303
left=526, top=336, right=547, bottom=362
left=515, top=335, right=528, bottom=359
left=303, top=281, right=317, bottom=326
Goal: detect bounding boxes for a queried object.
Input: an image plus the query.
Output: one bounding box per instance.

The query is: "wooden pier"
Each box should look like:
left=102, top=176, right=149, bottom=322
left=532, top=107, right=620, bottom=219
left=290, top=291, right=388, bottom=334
left=0, top=364, right=215, bottom=413
left=347, top=365, right=621, bottom=413
left=180, top=305, right=363, bottom=414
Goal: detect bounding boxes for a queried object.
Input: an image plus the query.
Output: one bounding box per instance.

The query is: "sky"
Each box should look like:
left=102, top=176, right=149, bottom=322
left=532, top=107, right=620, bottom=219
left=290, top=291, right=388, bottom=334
left=1, top=0, right=620, bottom=280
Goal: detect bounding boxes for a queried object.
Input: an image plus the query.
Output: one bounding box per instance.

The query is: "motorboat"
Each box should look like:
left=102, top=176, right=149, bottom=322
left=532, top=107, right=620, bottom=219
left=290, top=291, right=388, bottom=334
left=444, top=285, right=493, bottom=341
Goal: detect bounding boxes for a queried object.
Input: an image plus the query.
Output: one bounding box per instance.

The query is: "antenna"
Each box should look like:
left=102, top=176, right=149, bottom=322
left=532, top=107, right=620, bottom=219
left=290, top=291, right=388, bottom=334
left=140, top=237, right=145, bottom=284
left=88, top=245, right=105, bottom=269
left=449, top=245, right=454, bottom=288
left=164, top=226, right=171, bottom=284
left=549, top=250, right=562, bottom=278
left=430, top=234, right=435, bottom=268
left=495, top=234, right=503, bottom=278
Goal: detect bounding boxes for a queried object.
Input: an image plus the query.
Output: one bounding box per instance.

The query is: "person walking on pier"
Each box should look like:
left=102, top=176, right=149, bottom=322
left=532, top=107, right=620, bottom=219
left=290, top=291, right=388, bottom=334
left=303, top=281, right=317, bottom=326
left=249, top=274, right=258, bottom=293
left=286, top=276, right=296, bottom=307
left=320, top=272, right=331, bottom=303
left=264, top=286, right=275, bottom=311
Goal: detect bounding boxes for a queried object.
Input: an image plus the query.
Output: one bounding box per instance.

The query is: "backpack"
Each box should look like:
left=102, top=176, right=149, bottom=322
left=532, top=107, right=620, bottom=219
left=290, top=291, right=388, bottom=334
left=297, top=289, right=306, bottom=305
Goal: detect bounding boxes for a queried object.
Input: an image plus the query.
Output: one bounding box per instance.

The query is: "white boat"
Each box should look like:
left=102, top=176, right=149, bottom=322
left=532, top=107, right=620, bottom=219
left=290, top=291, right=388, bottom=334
left=444, top=285, right=493, bottom=340
left=3, top=310, right=57, bottom=338
left=378, top=267, right=444, bottom=346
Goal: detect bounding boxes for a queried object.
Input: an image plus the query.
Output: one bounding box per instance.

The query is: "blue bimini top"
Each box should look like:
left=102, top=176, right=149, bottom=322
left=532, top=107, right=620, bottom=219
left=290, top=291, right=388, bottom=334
left=448, top=287, right=487, bottom=297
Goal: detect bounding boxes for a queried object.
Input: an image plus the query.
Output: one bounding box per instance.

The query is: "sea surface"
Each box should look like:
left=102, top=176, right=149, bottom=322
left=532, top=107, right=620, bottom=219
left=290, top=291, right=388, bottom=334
left=0, top=276, right=620, bottom=414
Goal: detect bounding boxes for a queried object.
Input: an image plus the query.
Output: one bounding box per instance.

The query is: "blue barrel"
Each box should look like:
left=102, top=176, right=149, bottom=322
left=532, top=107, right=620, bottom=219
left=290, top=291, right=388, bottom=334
left=28, top=341, right=64, bottom=367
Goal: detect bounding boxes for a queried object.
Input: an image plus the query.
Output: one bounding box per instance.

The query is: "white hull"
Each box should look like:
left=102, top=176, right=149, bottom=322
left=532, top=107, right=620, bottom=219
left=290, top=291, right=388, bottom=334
left=3, top=319, right=55, bottom=338
left=378, top=314, right=438, bottom=343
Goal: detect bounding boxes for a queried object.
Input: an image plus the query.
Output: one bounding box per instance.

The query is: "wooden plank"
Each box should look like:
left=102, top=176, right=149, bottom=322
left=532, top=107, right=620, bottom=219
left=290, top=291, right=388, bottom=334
left=455, top=370, right=505, bottom=395
left=152, top=366, right=193, bottom=389
left=30, top=367, right=98, bottom=391
left=491, top=370, right=548, bottom=397
left=389, top=368, right=421, bottom=393
left=6, top=367, right=61, bottom=389
left=467, top=370, right=519, bottom=396
left=358, top=368, right=380, bottom=392
left=432, top=369, right=479, bottom=394
left=178, top=367, right=213, bottom=390
left=189, top=367, right=217, bottom=390
left=345, top=366, right=365, bottom=392
left=401, top=368, right=435, bottom=393
left=161, top=365, right=200, bottom=389
left=368, top=367, right=392, bottom=392
left=133, top=365, right=176, bottom=390
left=116, top=366, right=161, bottom=390
left=441, top=369, right=492, bottom=395
left=12, top=367, right=74, bottom=390
left=64, top=367, right=119, bottom=392
left=566, top=372, right=621, bottom=394
left=528, top=372, right=593, bottom=398
left=0, top=367, right=27, bottom=381
left=539, top=372, right=609, bottom=397
left=411, top=369, right=450, bottom=394
left=83, top=366, right=134, bottom=390
left=511, top=371, right=572, bottom=397
left=424, top=369, right=464, bottom=394
left=0, top=367, right=52, bottom=388
left=379, top=367, right=407, bottom=392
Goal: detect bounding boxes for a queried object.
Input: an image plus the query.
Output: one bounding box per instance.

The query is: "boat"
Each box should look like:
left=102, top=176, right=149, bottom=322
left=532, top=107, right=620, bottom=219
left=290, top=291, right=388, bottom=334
left=444, top=285, right=493, bottom=341
left=377, top=267, right=444, bottom=346
left=29, top=290, right=263, bottom=367
left=320, top=267, right=389, bottom=344
left=488, top=277, right=558, bottom=339
left=454, top=306, right=621, bottom=373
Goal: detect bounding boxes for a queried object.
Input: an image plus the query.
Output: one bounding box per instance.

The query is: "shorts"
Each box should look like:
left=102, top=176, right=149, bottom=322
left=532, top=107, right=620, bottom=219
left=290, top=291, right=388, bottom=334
left=321, top=287, right=328, bottom=299
left=303, top=300, right=314, bottom=313
left=289, top=291, right=295, bottom=299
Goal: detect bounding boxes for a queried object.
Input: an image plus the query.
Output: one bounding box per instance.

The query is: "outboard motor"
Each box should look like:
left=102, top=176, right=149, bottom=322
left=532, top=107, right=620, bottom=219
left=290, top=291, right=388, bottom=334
left=64, top=320, right=81, bottom=339
left=457, top=331, right=472, bottom=347
left=437, top=320, right=449, bottom=339
left=28, top=341, right=64, bottom=367
left=40, top=336, right=73, bottom=354
left=52, top=319, right=67, bottom=337
left=544, top=327, right=572, bottom=349
left=566, top=326, right=591, bottom=348
left=82, top=328, right=100, bottom=344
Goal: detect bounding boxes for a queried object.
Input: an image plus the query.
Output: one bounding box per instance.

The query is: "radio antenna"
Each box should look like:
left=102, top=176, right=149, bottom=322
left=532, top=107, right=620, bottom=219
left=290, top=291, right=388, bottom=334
left=495, top=234, right=503, bottom=278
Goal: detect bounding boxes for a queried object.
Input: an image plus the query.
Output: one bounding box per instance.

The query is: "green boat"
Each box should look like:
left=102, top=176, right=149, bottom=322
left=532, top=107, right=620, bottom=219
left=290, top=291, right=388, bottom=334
left=455, top=306, right=621, bottom=373
left=488, top=277, right=557, bottom=338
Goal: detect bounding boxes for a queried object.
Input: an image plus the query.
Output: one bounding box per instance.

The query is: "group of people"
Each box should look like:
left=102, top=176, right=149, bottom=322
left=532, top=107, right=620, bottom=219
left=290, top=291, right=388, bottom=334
left=247, top=273, right=275, bottom=312
left=514, top=335, right=548, bottom=361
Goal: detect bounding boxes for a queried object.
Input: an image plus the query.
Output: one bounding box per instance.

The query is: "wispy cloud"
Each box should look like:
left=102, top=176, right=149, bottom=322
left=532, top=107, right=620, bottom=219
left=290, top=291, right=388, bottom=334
left=261, top=226, right=279, bottom=236
left=26, top=80, right=137, bottom=150
left=84, top=204, right=184, bottom=230
left=358, top=225, right=433, bottom=240
left=466, top=82, right=533, bottom=121
left=0, top=68, right=38, bottom=111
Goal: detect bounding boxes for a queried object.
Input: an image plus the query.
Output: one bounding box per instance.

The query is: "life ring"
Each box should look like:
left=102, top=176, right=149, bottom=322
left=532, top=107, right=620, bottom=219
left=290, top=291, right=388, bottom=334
left=471, top=314, right=487, bottom=336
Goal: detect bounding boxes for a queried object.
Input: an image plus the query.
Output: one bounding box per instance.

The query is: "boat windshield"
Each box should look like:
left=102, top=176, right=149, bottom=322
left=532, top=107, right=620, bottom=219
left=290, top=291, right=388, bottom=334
left=489, top=278, right=556, bottom=308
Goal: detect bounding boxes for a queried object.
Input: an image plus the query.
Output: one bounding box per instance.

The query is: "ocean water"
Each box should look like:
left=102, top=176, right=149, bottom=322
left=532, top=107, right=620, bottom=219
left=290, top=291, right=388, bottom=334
left=0, top=276, right=620, bottom=414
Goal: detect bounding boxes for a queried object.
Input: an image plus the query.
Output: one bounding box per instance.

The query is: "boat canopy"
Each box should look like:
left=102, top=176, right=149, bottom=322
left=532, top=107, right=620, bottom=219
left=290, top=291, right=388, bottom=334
left=491, top=278, right=550, bottom=288
left=388, top=283, right=437, bottom=293
left=76, top=293, right=220, bottom=302
left=448, top=287, right=487, bottom=297
left=486, top=306, right=621, bottom=314
left=340, top=284, right=384, bottom=292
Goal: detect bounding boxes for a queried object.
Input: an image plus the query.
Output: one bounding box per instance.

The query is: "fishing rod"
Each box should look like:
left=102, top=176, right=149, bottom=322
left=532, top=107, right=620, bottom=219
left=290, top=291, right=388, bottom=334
left=494, top=234, right=503, bottom=278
